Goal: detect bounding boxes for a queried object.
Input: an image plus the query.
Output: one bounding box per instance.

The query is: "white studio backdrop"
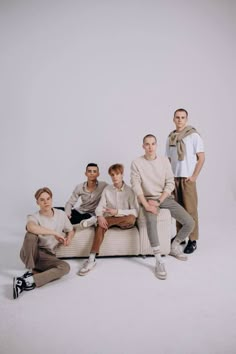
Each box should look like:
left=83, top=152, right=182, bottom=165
left=0, top=0, right=235, bottom=227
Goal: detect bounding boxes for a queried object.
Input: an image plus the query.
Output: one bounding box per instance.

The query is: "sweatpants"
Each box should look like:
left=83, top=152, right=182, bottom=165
left=143, top=196, right=194, bottom=248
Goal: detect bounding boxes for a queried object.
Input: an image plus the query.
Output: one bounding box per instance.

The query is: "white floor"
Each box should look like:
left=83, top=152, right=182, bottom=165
left=1, top=209, right=236, bottom=354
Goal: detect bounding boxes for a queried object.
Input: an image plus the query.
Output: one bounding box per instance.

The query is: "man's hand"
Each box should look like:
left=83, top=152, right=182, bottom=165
left=64, top=230, right=75, bottom=246
left=98, top=216, right=108, bottom=229
left=148, top=200, right=159, bottom=207
left=186, top=176, right=197, bottom=182
left=54, top=233, right=66, bottom=244
left=145, top=204, right=159, bottom=215
left=105, top=208, right=117, bottom=216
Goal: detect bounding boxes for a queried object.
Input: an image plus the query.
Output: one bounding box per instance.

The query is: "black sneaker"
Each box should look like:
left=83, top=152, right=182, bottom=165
left=23, top=270, right=33, bottom=278
left=13, top=277, right=25, bottom=299
left=184, top=240, right=197, bottom=254
left=22, top=271, right=35, bottom=291
left=171, top=236, right=186, bottom=245
left=13, top=276, right=35, bottom=299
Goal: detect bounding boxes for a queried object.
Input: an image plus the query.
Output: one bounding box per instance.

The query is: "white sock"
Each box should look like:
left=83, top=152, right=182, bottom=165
left=88, top=253, right=96, bottom=263
left=25, top=275, right=34, bottom=285
left=152, top=246, right=163, bottom=263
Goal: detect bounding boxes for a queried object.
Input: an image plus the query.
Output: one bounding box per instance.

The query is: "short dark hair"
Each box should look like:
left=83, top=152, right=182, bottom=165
left=34, top=187, right=53, bottom=200
left=86, top=163, right=99, bottom=171
left=108, top=163, right=124, bottom=175
left=143, top=134, right=157, bottom=143
left=174, top=108, right=188, bottom=117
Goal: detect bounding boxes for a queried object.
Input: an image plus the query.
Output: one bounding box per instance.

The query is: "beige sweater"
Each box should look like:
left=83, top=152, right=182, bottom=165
left=130, top=155, right=175, bottom=199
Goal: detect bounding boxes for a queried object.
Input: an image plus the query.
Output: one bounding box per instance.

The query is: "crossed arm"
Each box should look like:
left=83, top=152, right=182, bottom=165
left=26, top=222, right=74, bottom=246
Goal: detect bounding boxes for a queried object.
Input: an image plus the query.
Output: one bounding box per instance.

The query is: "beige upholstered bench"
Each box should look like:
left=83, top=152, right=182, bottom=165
left=56, top=209, right=171, bottom=258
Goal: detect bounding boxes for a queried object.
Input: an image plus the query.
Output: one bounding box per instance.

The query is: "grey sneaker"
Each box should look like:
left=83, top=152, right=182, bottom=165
left=155, top=261, right=167, bottom=280
left=78, top=260, right=96, bottom=276
left=170, top=242, right=188, bottom=261
left=81, top=216, right=97, bottom=228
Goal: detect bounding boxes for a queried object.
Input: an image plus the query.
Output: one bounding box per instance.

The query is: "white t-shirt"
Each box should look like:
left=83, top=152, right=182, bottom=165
left=27, top=208, right=73, bottom=253
left=166, top=133, right=204, bottom=177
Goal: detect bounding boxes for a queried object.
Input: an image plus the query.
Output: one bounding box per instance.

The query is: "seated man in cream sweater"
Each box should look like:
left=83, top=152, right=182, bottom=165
left=131, top=134, right=195, bottom=280
left=13, top=187, right=74, bottom=299
left=78, top=163, right=138, bottom=275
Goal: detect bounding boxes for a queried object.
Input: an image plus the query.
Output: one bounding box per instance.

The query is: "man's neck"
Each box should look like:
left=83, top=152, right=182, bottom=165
left=40, top=208, right=54, bottom=217
left=87, top=179, right=97, bottom=190
left=113, top=181, right=123, bottom=190
left=175, top=126, right=187, bottom=133
left=144, top=153, right=156, bottom=161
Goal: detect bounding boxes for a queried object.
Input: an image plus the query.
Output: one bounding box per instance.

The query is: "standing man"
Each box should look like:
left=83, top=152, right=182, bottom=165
left=166, top=109, right=205, bottom=254
left=78, top=163, right=138, bottom=275
left=131, top=134, right=194, bottom=280
left=13, top=187, right=74, bottom=299
left=62, top=163, right=107, bottom=228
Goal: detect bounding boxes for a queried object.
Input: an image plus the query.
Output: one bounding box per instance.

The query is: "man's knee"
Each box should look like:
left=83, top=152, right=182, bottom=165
left=186, top=215, right=195, bottom=232
left=20, top=232, right=39, bottom=263
left=58, top=260, right=70, bottom=275
left=126, top=215, right=136, bottom=225
left=24, top=232, right=38, bottom=244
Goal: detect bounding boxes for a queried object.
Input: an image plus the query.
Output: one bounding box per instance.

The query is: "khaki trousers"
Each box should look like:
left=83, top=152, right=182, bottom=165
left=174, top=178, right=199, bottom=241
left=91, top=215, right=136, bottom=254
left=20, top=232, right=70, bottom=287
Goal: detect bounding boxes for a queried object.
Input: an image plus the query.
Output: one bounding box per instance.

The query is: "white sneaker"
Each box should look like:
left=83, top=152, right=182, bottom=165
left=78, top=260, right=96, bottom=276
left=81, top=216, right=97, bottom=228
left=170, top=242, right=188, bottom=261
left=155, top=261, right=167, bottom=280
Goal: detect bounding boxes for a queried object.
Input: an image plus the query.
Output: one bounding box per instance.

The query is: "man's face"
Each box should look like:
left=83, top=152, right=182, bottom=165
left=110, top=171, right=123, bottom=186
left=85, top=166, right=99, bottom=181
left=142, top=137, right=157, bottom=156
left=37, top=192, right=52, bottom=212
left=173, top=111, right=188, bottom=131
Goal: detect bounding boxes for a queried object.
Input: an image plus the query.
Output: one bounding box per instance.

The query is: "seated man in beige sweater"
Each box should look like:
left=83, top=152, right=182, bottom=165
left=57, top=163, right=107, bottom=228
left=78, top=163, right=138, bottom=275
left=13, top=187, right=74, bottom=299
left=131, top=134, right=195, bottom=280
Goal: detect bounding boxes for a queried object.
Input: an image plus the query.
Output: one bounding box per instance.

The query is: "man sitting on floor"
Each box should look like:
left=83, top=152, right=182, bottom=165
left=13, top=187, right=74, bottom=299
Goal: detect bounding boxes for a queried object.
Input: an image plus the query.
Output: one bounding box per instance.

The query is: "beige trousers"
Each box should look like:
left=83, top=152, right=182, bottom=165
left=91, top=215, right=136, bottom=254
left=174, top=178, right=199, bottom=241
left=20, top=232, right=70, bottom=287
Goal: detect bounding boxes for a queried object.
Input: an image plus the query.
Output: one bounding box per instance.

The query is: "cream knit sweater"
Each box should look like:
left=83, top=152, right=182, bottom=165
left=130, top=155, right=175, bottom=199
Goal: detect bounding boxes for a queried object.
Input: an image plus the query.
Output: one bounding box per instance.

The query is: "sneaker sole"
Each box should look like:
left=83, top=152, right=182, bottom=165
left=13, top=277, right=18, bottom=299
left=155, top=273, right=167, bottom=280
left=78, top=263, right=96, bottom=276
left=169, top=253, right=188, bottom=261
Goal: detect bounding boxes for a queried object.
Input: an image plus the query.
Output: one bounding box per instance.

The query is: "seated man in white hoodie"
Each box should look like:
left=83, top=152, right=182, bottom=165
left=78, top=163, right=138, bottom=275
left=131, top=134, right=195, bottom=280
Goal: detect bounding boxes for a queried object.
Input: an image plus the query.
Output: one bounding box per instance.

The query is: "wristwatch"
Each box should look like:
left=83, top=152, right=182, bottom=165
left=157, top=199, right=161, bottom=204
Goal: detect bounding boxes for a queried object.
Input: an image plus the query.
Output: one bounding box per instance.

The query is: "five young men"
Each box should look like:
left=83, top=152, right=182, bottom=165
left=14, top=108, right=205, bottom=297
